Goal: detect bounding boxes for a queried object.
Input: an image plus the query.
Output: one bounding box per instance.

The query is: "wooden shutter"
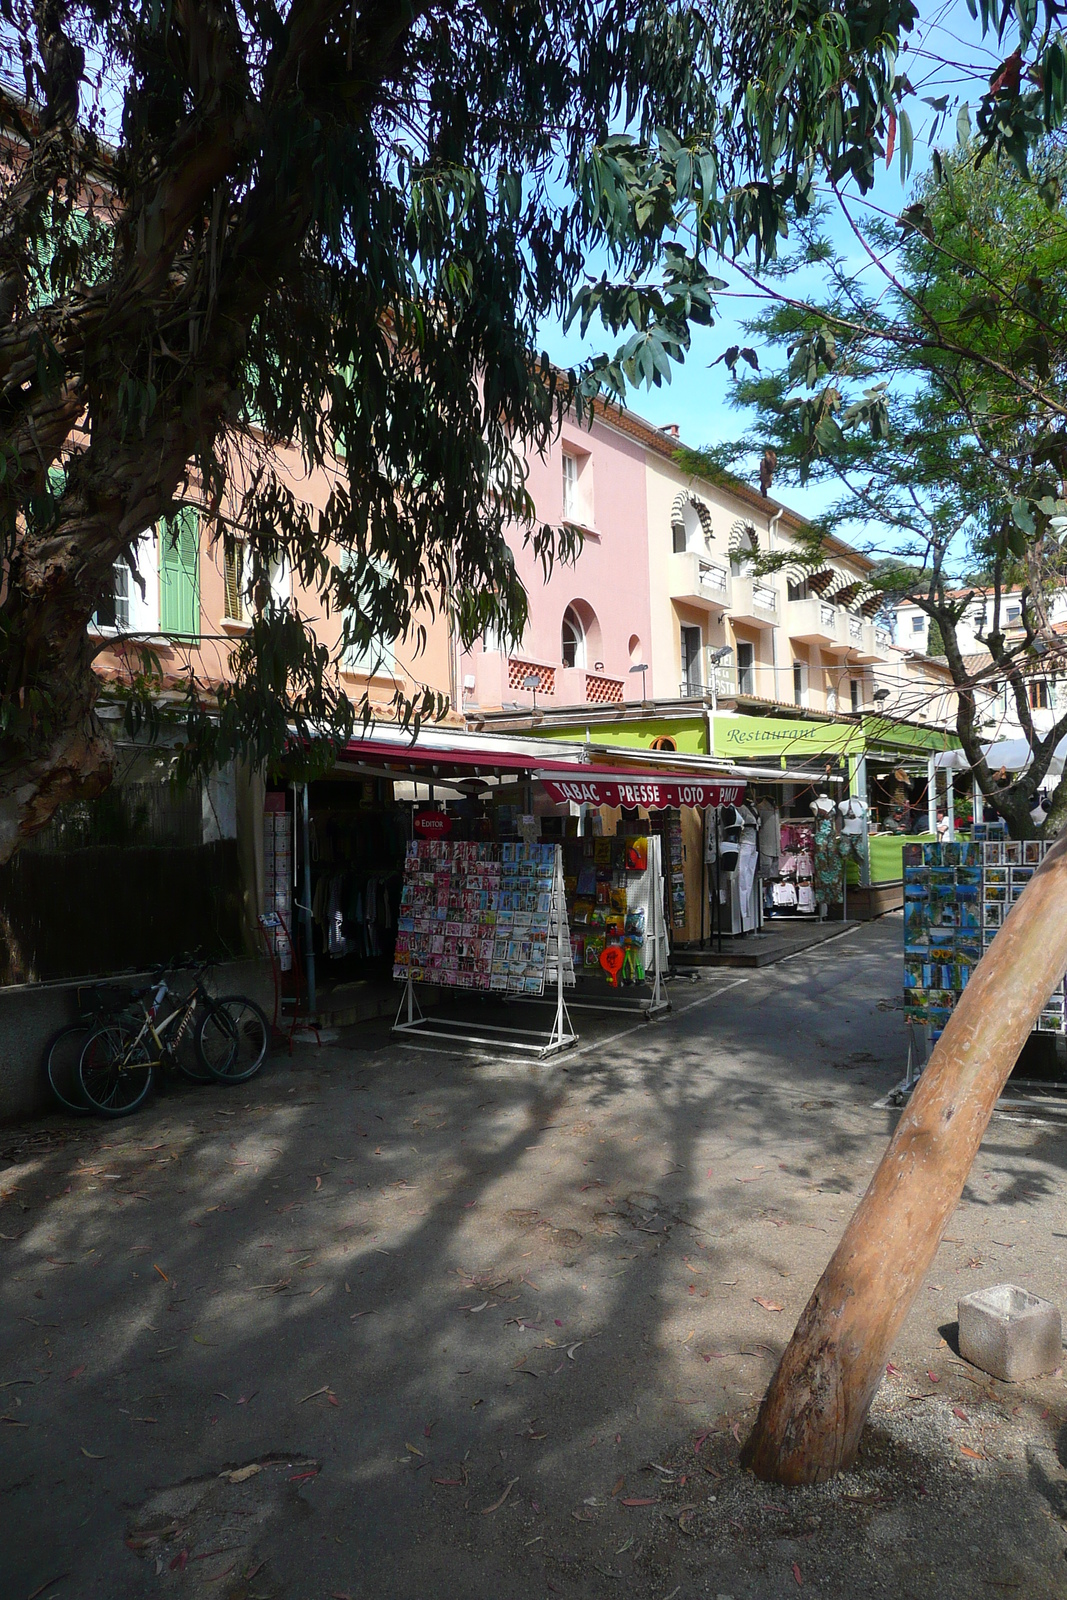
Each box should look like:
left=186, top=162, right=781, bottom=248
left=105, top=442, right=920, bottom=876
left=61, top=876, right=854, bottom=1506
left=160, top=507, right=201, bottom=637
left=224, top=545, right=245, bottom=622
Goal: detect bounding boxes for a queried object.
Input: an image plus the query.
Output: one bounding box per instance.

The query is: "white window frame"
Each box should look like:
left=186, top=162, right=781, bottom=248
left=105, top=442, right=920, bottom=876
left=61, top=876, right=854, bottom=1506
left=561, top=605, right=586, bottom=669
left=911, top=614, right=924, bottom=633
left=91, top=529, right=160, bottom=636
left=562, top=451, right=579, bottom=521
left=792, top=660, right=808, bottom=707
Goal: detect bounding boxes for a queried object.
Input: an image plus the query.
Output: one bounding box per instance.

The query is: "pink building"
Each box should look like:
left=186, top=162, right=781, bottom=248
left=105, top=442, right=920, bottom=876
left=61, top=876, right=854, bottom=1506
left=462, top=408, right=655, bottom=714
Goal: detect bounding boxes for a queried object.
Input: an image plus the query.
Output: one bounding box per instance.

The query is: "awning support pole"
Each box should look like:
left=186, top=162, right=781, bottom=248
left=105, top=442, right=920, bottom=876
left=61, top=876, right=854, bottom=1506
left=297, top=781, right=316, bottom=1018
left=927, top=756, right=937, bottom=836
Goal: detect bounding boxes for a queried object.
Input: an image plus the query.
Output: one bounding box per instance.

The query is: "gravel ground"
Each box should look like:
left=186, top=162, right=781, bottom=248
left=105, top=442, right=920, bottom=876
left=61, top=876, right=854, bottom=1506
left=2, top=915, right=1066, bottom=1599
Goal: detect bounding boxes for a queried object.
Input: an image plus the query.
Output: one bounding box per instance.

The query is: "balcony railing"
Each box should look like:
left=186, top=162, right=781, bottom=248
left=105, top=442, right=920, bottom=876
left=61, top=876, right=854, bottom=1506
left=819, top=602, right=836, bottom=628
left=753, top=582, right=778, bottom=614
left=848, top=615, right=863, bottom=641
left=697, top=559, right=728, bottom=595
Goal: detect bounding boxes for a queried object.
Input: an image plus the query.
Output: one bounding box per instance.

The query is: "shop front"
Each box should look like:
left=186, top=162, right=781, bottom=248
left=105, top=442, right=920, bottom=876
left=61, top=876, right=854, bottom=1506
left=260, top=728, right=747, bottom=1046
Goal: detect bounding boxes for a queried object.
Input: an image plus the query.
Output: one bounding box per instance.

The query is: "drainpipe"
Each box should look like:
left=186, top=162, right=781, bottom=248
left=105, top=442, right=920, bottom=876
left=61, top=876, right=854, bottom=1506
left=768, top=507, right=783, bottom=702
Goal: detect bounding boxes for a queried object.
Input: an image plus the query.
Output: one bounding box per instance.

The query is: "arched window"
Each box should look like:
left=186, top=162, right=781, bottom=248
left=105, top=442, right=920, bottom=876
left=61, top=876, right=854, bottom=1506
left=561, top=605, right=586, bottom=669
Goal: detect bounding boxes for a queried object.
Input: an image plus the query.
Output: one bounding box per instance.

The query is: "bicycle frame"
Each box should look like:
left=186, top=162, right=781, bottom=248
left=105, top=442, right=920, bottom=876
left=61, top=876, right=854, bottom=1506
left=115, top=980, right=203, bottom=1068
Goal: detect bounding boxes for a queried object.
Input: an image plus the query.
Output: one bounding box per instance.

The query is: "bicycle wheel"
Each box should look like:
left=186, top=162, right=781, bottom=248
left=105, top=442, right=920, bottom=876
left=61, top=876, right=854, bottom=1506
left=171, top=1008, right=215, bottom=1084
left=78, top=1024, right=155, bottom=1117
left=45, top=1025, right=94, bottom=1115
left=197, top=997, right=270, bottom=1084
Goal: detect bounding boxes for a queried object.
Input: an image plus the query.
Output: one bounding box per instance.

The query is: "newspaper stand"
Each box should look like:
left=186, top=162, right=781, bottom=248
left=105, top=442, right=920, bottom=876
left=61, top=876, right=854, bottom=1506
left=392, top=840, right=577, bottom=1059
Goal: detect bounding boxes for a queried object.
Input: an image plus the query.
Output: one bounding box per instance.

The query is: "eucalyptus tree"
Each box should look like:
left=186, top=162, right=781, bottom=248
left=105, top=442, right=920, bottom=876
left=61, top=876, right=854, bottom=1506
left=0, top=0, right=925, bottom=858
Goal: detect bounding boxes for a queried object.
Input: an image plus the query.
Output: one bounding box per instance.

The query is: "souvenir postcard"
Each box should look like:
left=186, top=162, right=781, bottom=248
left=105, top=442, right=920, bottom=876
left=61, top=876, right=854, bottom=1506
left=958, top=901, right=980, bottom=931
left=957, top=866, right=982, bottom=886
left=929, top=867, right=955, bottom=887
left=928, top=929, right=955, bottom=952
left=984, top=867, right=1007, bottom=887
left=490, top=974, right=508, bottom=991
left=1010, top=882, right=1027, bottom=901
left=904, top=999, right=928, bottom=1022
left=1005, top=840, right=1022, bottom=864
left=902, top=844, right=924, bottom=869
left=942, top=842, right=961, bottom=866
left=956, top=942, right=982, bottom=964
left=984, top=884, right=1007, bottom=902
left=904, top=932, right=929, bottom=954
left=923, top=843, right=942, bottom=866
left=903, top=961, right=924, bottom=989
left=1024, top=840, right=1044, bottom=865
left=903, top=865, right=929, bottom=888
left=1011, top=866, right=1035, bottom=884
left=961, top=842, right=982, bottom=867
left=904, top=899, right=929, bottom=933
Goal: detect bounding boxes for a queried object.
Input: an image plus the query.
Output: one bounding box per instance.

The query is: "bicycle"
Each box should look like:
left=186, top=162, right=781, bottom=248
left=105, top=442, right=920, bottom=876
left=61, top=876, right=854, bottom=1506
left=44, top=982, right=147, bottom=1115
left=77, top=961, right=270, bottom=1117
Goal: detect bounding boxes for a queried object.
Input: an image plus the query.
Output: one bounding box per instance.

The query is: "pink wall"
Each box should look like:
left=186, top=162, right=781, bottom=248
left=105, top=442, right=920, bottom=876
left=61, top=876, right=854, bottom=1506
left=462, top=412, right=653, bottom=712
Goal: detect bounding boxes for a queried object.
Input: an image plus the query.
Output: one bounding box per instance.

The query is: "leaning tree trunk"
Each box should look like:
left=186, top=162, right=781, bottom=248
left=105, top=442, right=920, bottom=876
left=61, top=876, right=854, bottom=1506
left=741, top=829, right=1067, bottom=1484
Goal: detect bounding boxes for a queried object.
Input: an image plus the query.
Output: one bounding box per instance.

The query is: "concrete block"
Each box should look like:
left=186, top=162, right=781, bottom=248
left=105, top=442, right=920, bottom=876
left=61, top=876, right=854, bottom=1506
left=958, top=1283, right=1062, bottom=1381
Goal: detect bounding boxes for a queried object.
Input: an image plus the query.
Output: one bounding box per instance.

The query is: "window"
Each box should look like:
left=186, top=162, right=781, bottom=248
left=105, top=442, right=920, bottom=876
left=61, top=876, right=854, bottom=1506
left=672, top=519, right=687, bottom=554
left=793, top=661, right=808, bottom=707
left=911, top=615, right=924, bottom=633
left=680, top=625, right=702, bottom=693
left=561, top=604, right=585, bottom=669
left=160, top=507, right=201, bottom=638
left=850, top=677, right=862, bottom=712
left=1006, top=603, right=1021, bottom=622
left=788, top=578, right=810, bottom=602
left=224, top=543, right=246, bottom=623
left=736, top=640, right=754, bottom=695
left=1029, top=679, right=1050, bottom=709
left=562, top=452, right=579, bottom=521
left=340, top=553, right=395, bottom=676
left=93, top=560, right=131, bottom=630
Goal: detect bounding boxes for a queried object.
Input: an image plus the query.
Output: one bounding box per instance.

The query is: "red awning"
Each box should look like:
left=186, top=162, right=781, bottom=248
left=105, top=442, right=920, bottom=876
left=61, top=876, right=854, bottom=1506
left=338, top=737, right=541, bottom=778
left=535, top=770, right=745, bottom=810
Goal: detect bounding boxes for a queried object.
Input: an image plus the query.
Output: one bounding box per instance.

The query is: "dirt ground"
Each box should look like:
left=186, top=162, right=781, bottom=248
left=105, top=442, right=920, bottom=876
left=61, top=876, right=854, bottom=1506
left=2, top=916, right=1067, bottom=1600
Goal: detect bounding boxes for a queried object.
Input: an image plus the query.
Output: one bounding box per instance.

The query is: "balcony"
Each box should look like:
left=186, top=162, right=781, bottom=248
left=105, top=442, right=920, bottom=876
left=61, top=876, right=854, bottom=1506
left=787, top=595, right=842, bottom=647
left=730, top=575, right=779, bottom=629
left=669, top=551, right=731, bottom=609
left=846, top=615, right=884, bottom=663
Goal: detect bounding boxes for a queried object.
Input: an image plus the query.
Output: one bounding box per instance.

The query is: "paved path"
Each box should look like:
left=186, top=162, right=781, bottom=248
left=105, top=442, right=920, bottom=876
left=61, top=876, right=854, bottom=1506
left=3, top=917, right=1067, bottom=1599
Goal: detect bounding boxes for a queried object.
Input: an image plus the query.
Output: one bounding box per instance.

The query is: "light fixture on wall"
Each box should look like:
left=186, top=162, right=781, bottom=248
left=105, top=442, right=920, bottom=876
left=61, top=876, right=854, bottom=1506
left=872, top=688, right=890, bottom=704
left=594, top=660, right=604, bottom=672
left=628, top=661, right=649, bottom=700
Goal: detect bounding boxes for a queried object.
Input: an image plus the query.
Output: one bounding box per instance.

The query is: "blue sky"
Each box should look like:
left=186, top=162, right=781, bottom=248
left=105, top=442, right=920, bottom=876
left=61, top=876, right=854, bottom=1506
left=536, top=1, right=1005, bottom=530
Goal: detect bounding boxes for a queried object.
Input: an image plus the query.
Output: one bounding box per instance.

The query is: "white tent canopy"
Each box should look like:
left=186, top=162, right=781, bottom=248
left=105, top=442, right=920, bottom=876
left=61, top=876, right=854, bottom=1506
left=933, top=737, right=1067, bottom=778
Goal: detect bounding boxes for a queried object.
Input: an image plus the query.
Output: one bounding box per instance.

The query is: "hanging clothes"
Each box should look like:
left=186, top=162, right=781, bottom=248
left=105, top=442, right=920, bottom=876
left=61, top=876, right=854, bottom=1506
left=812, top=817, right=841, bottom=903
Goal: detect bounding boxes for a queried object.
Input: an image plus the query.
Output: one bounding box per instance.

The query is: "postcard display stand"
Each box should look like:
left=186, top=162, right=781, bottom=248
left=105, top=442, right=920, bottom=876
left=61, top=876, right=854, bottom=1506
left=392, top=840, right=577, bottom=1058
left=900, top=835, right=1066, bottom=1092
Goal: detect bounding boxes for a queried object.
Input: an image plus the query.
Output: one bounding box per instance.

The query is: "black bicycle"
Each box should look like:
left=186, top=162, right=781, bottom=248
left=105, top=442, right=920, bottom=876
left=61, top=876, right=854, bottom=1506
left=76, top=961, right=270, bottom=1117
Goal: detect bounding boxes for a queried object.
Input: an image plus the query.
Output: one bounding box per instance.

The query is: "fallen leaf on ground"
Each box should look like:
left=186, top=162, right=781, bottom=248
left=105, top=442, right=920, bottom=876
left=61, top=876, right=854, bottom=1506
left=730, top=1422, right=742, bottom=1444
left=926, top=1371, right=941, bottom=1383
left=793, top=1561, right=803, bottom=1586
left=405, top=1443, right=424, bottom=1457
left=620, top=1497, right=658, bottom=1507
left=169, top=1551, right=188, bottom=1572
left=480, top=1477, right=519, bottom=1515
left=952, top=1407, right=970, bottom=1423
left=80, top=1447, right=105, bottom=1459
left=885, top=1363, right=901, bottom=1376
left=960, top=1445, right=984, bottom=1460
left=222, top=1464, right=262, bottom=1483
left=298, top=1385, right=331, bottom=1404
left=610, top=1476, right=625, bottom=1497
left=753, top=1297, right=783, bottom=1313
left=65, top=1365, right=86, bottom=1381
left=153, top=1265, right=169, bottom=1282
left=289, top=1469, right=319, bottom=1483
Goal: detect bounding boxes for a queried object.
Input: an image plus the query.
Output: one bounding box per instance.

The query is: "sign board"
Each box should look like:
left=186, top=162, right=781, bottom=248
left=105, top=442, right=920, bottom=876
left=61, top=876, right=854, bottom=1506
left=536, top=771, right=744, bottom=810
left=710, top=714, right=863, bottom=759
left=413, top=808, right=452, bottom=838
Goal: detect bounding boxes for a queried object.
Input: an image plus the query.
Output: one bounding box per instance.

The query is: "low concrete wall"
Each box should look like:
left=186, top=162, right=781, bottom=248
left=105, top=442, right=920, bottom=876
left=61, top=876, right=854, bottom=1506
left=0, top=958, right=274, bottom=1125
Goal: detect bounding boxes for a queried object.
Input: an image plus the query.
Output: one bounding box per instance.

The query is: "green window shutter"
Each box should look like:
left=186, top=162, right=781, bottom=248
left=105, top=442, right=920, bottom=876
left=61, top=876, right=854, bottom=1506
left=160, top=507, right=201, bottom=637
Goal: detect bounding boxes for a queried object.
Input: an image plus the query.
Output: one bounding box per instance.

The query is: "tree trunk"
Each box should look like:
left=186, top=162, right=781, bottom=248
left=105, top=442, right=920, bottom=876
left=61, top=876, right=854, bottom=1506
left=741, top=828, right=1067, bottom=1484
